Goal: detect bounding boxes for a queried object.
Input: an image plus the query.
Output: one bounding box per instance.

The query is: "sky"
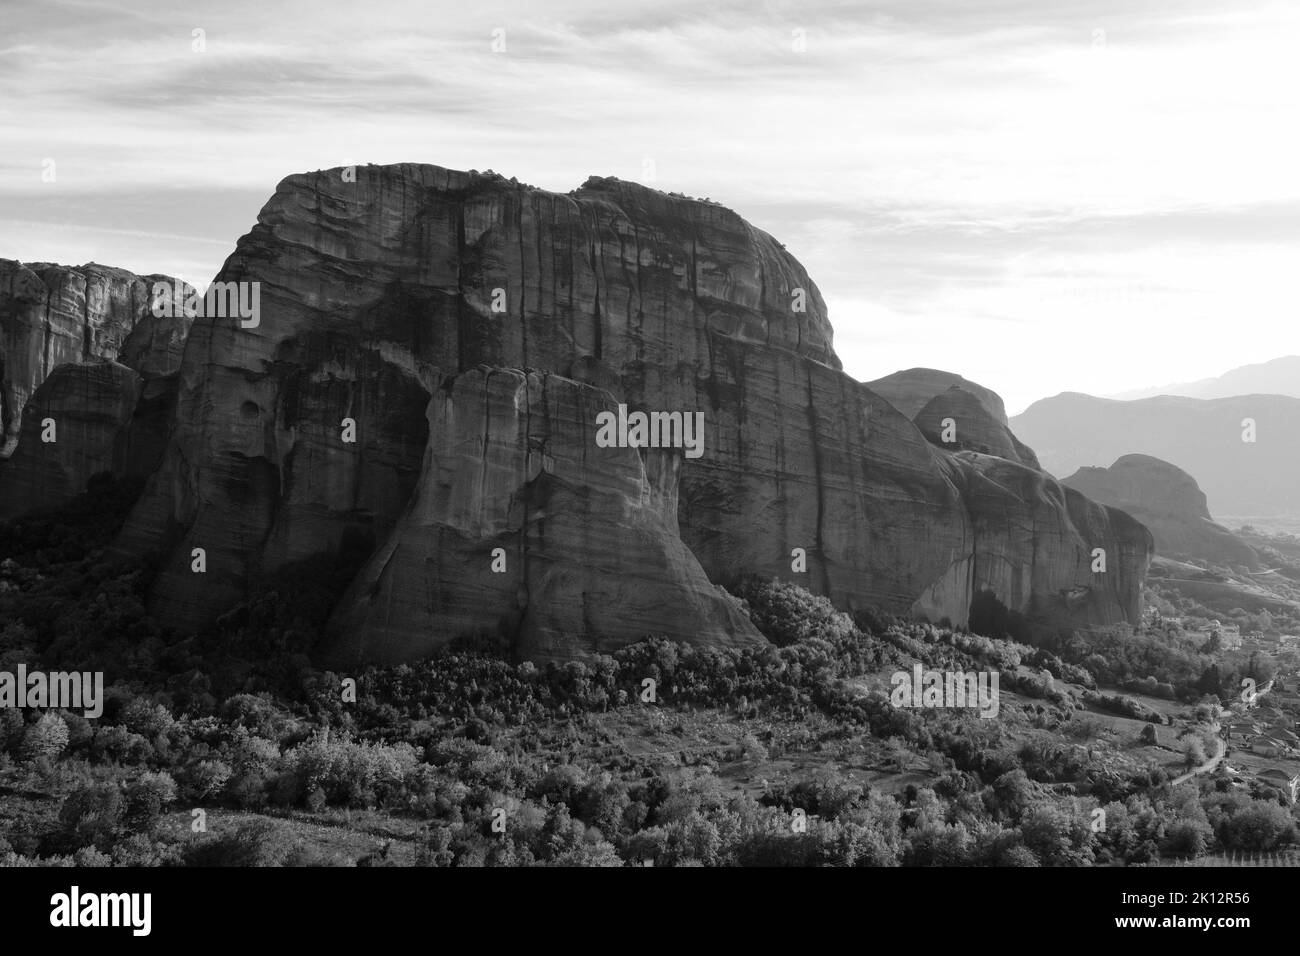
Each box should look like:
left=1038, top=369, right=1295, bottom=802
left=3, top=0, right=1299, bottom=414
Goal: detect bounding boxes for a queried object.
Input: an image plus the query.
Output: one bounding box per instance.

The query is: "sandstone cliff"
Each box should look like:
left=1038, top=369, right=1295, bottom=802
left=914, top=386, right=1041, bottom=469
left=326, top=367, right=761, bottom=665
left=947, top=453, right=1151, bottom=623
left=93, top=163, right=1150, bottom=661
left=0, top=260, right=191, bottom=457
left=0, top=362, right=141, bottom=519
left=866, top=368, right=1012, bottom=425
left=0, top=262, right=192, bottom=518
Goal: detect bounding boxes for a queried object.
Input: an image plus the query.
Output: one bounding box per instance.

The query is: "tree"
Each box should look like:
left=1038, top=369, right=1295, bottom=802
left=904, top=820, right=972, bottom=866
left=124, top=772, right=178, bottom=833
left=1020, top=805, right=1090, bottom=866
left=990, top=769, right=1035, bottom=823
left=1221, top=801, right=1297, bottom=851
left=189, top=759, right=232, bottom=800
left=887, top=737, right=911, bottom=773
left=22, top=713, right=68, bottom=762
left=58, top=783, right=124, bottom=851
left=998, top=844, right=1040, bottom=866
left=1196, top=665, right=1222, bottom=698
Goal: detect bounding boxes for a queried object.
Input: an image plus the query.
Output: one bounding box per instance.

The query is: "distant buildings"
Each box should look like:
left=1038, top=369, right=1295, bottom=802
left=1250, top=736, right=1287, bottom=758
left=1208, top=620, right=1243, bottom=649
left=1227, top=720, right=1260, bottom=745
left=1258, top=769, right=1300, bottom=804
left=1229, top=707, right=1297, bottom=758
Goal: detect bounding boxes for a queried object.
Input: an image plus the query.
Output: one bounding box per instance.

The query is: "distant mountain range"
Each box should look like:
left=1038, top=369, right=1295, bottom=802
left=1108, top=356, right=1300, bottom=401
left=1011, top=392, right=1300, bottom=518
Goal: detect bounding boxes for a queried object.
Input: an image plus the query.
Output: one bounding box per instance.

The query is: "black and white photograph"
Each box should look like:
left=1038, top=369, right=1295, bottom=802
left=1, top=0, right=1297, bottom=936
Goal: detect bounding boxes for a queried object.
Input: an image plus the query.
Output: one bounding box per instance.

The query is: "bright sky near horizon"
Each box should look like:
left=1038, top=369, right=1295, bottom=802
left=3, top=0, right=1299, bottom=413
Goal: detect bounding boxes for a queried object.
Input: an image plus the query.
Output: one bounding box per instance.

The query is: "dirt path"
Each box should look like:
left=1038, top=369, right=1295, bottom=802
left=1171, top=734, right=1226, bottom=786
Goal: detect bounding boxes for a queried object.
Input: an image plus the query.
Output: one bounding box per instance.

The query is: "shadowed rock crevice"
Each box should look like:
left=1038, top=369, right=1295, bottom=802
left=321, top=367, right=760, bottom=665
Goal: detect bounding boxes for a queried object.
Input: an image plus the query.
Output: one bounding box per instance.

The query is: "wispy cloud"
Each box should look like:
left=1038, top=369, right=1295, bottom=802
left=2, top=0, right=1298, bottom=410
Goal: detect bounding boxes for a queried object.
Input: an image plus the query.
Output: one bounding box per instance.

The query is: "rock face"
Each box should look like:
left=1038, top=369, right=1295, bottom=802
left=914, top=386, right=1041, bottom=469
left=950, top=453, right=1152, bottom=623
left=94, top=163, right=1152, bottom=661
left=112, top=164, right=850, bottom=645
left=0, top=265, right=193, bottom=518
left=0, top=260, right=191, bottom=457
left=1062, top=454, right=1259, bottom=570
left=0, top=362, right=142, bottom=518
left=325, top=367, right=761, bottom=665
left=867, top=368, right=1011, bottom=425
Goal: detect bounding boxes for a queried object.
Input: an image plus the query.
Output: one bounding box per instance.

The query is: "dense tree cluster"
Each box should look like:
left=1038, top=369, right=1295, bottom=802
left=1, top=481, right=1297, bottom=866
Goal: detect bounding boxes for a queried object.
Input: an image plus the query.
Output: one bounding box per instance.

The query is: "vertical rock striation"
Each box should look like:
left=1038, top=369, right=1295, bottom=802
left=0, top=261, right=193, bottom=517
left=324, top=367, right=760, bottom=665
left=0, top=260, right=190, bottom=456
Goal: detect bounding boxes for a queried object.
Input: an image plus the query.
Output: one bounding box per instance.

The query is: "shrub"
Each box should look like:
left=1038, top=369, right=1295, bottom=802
left=186, top=820, right=302, bottom=867
left=277, top=733, right=419, bottom=809
left=0, top=709, right=26, bottom=754
left=1219, top=801, right=1297, bottom=851
left=72, top=846, right=113, bottom=867
left=22, top=713, right=69, bottom=762
left=188, top=759, right=233, bottom=800
left=123, top=771, right=178, bottom=832
left=58, top=783, right=124, bottom=851
left=120, top=699, right=175, bottom=739
left=732, top=576, right=854, bottom=647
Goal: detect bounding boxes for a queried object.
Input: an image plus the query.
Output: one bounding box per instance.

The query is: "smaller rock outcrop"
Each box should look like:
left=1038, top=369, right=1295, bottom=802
left=915, top=386, right=1041, bottom=469
left=0, top=259, right=191, bottom=457
left=0, top=362, right=141, bottom=518
left=867, top=368, right=1012, bottom=425
left=1062, top=454, right=1259, bottom=570
left=944, top=451, right=1152, bottom=625
left=0, top=263, right=193, bottom=519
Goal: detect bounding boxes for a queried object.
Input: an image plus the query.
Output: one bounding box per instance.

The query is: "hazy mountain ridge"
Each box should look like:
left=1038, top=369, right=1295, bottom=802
left=1012, top=391, right=1300, bottom=519
left=1108, top=356, right=1300, bottom=402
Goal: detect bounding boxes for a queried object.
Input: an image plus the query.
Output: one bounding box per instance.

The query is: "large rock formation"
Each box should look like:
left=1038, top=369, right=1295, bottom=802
left=913, top=386, right=1040, bottom=469
left=0, top=362, right=141, bottom=519
left=327, top=367, right=760, bottom=665
left=0, top=265, right=193, bottom=518
left=867, top=368, right=1012, bottom=425
left=96, top=163, right=1150, bottom=662
left=0, top=260, right=190, bottom=457
left=949, top=453, right=1151, bottom=622
left=1062, top=454, right=1259, bottom=570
